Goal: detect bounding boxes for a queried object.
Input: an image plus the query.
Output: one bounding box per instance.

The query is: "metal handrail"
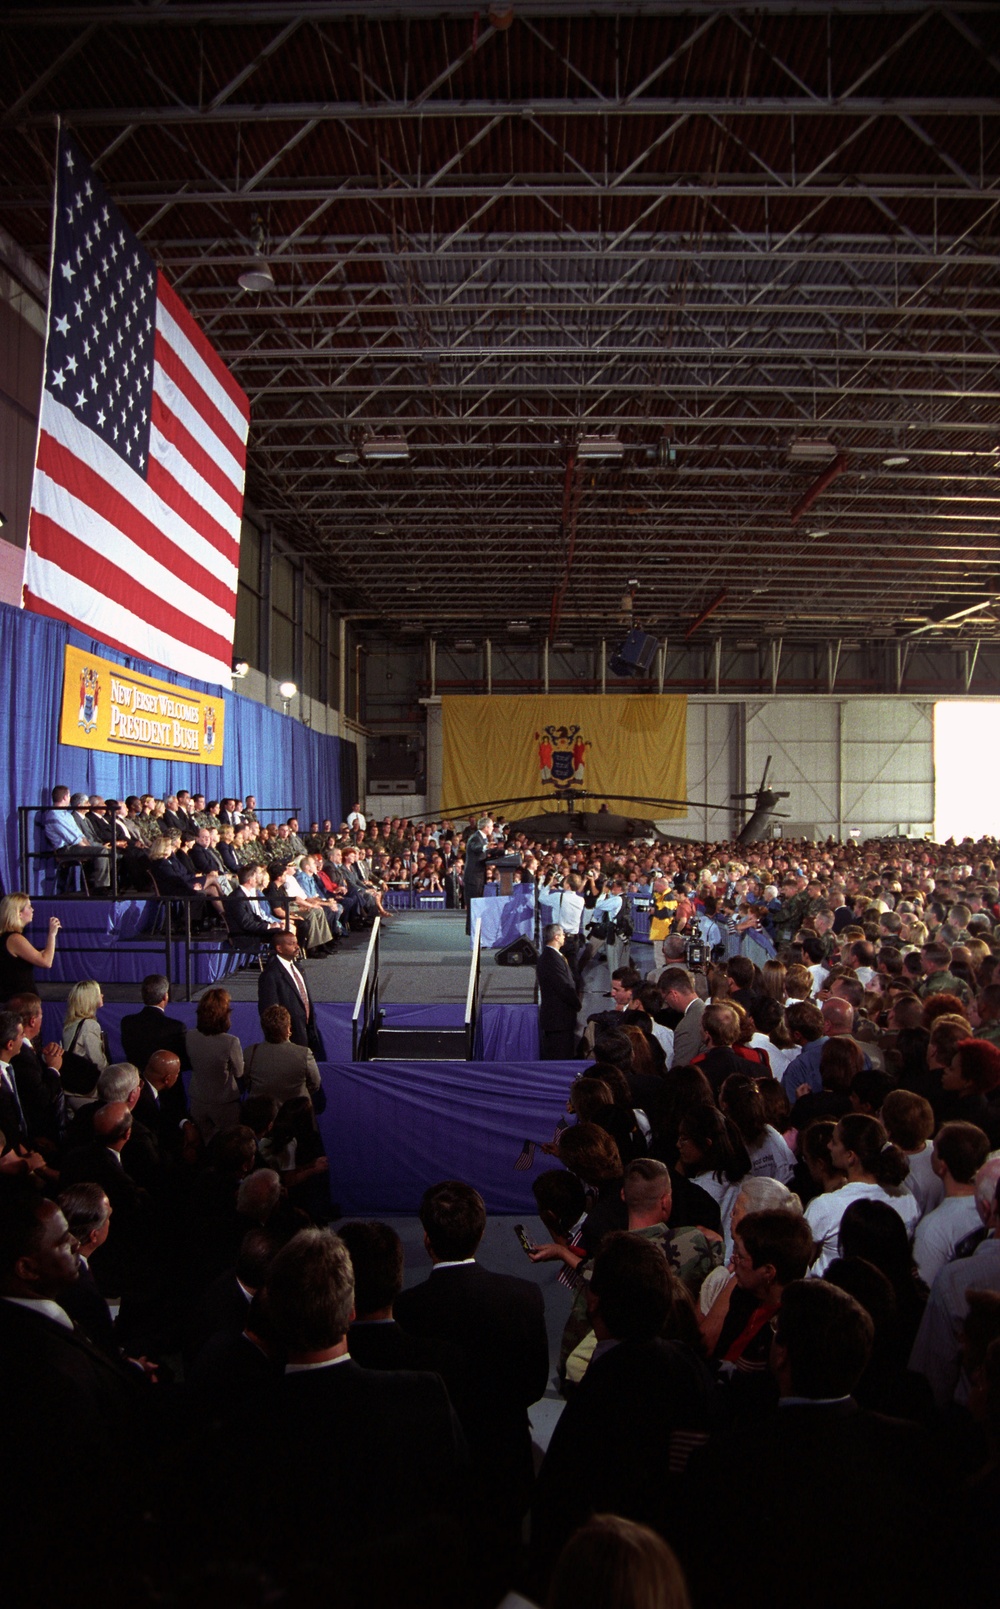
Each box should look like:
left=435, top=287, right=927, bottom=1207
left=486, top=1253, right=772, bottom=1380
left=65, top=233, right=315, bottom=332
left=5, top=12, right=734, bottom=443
left=465, top=914, right=482, bottom=1059
left=351, top=916, right=381, bottom=1061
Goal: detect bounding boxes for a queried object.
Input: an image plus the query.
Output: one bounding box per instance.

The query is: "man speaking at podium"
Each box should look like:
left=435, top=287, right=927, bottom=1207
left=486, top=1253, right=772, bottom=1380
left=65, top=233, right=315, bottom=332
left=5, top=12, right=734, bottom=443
left=464, top=814, right=497, bottom=933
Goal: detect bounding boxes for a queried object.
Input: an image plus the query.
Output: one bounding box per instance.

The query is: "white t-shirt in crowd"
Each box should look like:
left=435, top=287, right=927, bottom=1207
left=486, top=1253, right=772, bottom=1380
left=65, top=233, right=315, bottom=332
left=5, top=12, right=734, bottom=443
left=746, top=1126, right=797, bottom=1185
left=748, top=1033, right=800, bottom=1082
left=913, top=1194, right=982, bottom=1288
left=806, top=1181, right=920, bottom=1277
left=901, top=1143, right=945, bottom=1218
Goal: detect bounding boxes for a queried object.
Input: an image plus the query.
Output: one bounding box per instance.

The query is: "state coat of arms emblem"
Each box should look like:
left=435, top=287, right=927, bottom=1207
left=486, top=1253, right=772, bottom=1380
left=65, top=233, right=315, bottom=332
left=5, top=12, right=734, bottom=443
left=537, top=724, right=589, bottom=793
left=78, top=666, right=100, bottom=734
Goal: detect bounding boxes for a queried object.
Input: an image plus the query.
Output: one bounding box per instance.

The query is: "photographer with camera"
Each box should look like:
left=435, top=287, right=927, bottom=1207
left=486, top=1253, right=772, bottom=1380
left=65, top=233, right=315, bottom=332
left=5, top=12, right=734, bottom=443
left=582, top=877, right=632, bottom=988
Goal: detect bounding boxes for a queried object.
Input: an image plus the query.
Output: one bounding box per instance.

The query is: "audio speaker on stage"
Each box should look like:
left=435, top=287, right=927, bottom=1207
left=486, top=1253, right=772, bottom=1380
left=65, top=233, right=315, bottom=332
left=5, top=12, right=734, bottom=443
left=496, top=936, right=539, bottom=967
left=609, top=628, right=658, bottom=677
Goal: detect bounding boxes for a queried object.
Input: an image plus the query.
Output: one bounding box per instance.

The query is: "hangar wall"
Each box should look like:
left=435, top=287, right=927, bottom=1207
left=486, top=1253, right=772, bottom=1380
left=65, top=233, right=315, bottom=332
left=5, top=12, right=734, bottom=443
left=414, top=696, right=938, bottom=843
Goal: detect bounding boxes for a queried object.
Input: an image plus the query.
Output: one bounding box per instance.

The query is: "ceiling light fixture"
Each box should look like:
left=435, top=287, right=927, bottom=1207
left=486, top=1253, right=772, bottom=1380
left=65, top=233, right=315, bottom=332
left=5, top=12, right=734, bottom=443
left=231, top=658, right=249, bottom=679
left=361, top=433, right=410, bottom=461
left=237, top=216, right=275, bottom=293
left=882, top=454, right=910, bottom=468
left=788, top=438, right=837, bottom=463
left=577, top=434, right=624, bottom=460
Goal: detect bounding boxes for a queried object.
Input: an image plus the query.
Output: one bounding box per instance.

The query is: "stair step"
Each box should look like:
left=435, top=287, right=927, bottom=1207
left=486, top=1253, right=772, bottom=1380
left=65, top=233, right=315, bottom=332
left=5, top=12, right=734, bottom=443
left=372, top=1026, right=468, bottom=1061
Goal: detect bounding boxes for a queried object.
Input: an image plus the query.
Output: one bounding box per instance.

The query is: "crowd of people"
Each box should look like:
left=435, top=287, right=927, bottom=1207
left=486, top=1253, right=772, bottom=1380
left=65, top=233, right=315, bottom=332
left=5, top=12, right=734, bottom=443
left=5, top=811, right=1000, bottom=1605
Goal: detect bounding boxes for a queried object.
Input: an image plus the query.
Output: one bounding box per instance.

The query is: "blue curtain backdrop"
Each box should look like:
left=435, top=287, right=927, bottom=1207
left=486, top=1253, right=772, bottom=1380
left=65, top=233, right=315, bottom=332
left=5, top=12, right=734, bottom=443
left=0, top=599, right=353, bottom=893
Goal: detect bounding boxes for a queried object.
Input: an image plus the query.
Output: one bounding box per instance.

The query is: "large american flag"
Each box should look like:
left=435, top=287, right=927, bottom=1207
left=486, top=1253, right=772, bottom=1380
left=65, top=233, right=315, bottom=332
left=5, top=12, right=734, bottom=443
left=24, top=129, right=249, bottom=687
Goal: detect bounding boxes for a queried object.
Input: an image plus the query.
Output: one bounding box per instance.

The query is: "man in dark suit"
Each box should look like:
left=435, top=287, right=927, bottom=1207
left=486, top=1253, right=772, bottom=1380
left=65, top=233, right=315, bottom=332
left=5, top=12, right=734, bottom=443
left=395, top=1180, right=549, bottom=1526
left=339, top=1219, right=465, bottom=1382
left=56, top=1182, right=117, bottom=1352
left=121, top=974, right=191, bottom=1074
left=134, top=1048, right=189, bottom=1158
left=0, top=1176, right=153, bottom=1601
left=258, top=929, right=326, bottom=1059
left=7, top=993, right=66, bottom=1150
left=536, top=922, right=581, bottom=1059
left=462, top=813, right=496, bottom=932
left=681, top=1280, right=948, bottom=1609
left=59, top=1103, right=154, bottom=1297
left=229, top=1228, right=467, bottom=1591
left=184, top=1225, right=288, bottom=1373
left=225, top=866, right=283, bottom=937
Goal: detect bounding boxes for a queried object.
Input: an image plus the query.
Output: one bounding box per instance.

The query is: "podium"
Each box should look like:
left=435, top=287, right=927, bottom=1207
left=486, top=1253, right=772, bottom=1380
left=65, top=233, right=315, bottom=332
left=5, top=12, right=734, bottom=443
left=491, top=852, right=523, bottom=896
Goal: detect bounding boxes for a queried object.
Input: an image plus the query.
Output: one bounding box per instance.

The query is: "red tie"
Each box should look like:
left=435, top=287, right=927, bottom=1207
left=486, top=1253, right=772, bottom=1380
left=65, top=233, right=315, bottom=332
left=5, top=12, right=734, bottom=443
left=290, top=963, right=309, bottom=1012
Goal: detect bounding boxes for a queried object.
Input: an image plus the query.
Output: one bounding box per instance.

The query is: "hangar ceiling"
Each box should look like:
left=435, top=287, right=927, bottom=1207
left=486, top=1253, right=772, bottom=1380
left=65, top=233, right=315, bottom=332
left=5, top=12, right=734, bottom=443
left=2, top=0, right=1000, bottom=652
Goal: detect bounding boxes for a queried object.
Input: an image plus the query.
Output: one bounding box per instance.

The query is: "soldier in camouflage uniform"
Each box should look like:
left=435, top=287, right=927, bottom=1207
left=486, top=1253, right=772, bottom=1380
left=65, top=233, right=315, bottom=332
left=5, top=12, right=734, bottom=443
left=558, top=1158, right=723, bottom=1381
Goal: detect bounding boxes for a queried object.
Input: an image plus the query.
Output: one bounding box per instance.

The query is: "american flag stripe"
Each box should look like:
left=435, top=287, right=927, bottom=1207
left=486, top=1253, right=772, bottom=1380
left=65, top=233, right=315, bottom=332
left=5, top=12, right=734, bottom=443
left=24, top=131, right=249, bottom=686
left=153, top=341, right=246, bottom=479
left=24, top=562, right=233, bottom=689
left=148, top=412, right=242, bottom=545
left=35, top=405, right=238, bottom=596
left=157, top=276, right=249, bottom=431
left=28, top=480, right=238, bottom=635
left=150, top=392, right=244, bottom=518
left=26, top=518, right=235, bottom=669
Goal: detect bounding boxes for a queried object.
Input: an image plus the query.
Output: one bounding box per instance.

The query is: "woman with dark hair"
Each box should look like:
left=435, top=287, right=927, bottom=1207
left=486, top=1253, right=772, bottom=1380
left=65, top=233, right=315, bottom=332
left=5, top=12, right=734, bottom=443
left=555, top=1122, right=627, bottom=1256
left=790, top=1116, right=847, bottom=1208
left=837, top=1196, right=929, bottom=1355
left=805, top=1113, right=918, bottom=1276
left=186, top=986, right=244, bottom=1140
left=675, top=1105, right=752, bottom=1256
left=579, top=1065, right=649, bottom=1161
left=719, top=1073, right=796, bottom=1184
left=649, top=1064, right=715, bottom=1168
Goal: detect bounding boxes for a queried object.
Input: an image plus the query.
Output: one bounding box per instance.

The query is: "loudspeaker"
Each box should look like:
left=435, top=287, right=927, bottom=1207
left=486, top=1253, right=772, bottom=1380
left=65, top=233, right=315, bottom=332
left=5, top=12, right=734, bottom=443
left=495, top=936, right=539, bottom=967
left=609, top=628, right=658, bottom=676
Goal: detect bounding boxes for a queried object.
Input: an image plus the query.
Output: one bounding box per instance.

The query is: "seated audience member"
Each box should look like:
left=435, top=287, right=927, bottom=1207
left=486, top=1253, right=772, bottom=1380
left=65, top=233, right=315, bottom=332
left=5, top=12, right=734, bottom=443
left=42, top=785, right=111, bottom=888
left=531, top=1232, right=714, bottom=1586
left=910, top=1161, right=1000, bottom=1411
left=395, top=1180, right=548, bottom=1527
left=684, top=1280, right=945, bottom=1609
left=226, top=864, right=283, bottom=937
left=186, top=988, right=244, bottom=1141
left=805, top=1113, right=918, bottom=1276
left=0, top=892, right=61, bottom=999
left=881, top=1088, right=943, bottom=1216
left=120, top=973, right=190, bottom=1073
left=245, top=1004, right=322, bottom=1106
left=546, top=1514, right=692, bottom=1609
left=912, top=1120, right=990, bottom=1287
left=338, top=1218, right=464, bottom=1381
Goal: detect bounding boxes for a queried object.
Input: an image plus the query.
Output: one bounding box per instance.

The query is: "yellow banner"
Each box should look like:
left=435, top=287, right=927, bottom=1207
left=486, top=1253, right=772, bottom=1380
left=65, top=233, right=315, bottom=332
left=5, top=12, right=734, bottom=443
left=441, top=694, right=687, bottom=818
left=59, top=643, right=225, bottom=766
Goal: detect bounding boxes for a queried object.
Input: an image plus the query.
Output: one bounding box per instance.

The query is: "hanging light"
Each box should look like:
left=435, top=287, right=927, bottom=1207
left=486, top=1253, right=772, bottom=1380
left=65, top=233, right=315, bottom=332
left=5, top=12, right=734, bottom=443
left=238, top=216, right=275, bottom=293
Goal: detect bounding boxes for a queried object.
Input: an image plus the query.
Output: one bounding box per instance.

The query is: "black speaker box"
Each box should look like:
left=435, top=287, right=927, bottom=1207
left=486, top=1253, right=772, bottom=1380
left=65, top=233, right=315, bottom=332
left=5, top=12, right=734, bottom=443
left=609, top=628, right=658, bottom=676
left=495, top=936, right=539, bottom=967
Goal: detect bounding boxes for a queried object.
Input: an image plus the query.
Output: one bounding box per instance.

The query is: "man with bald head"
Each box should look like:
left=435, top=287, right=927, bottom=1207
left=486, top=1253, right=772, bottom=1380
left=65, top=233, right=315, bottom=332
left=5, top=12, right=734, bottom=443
left=135, top=1048, right=188, bottom=1158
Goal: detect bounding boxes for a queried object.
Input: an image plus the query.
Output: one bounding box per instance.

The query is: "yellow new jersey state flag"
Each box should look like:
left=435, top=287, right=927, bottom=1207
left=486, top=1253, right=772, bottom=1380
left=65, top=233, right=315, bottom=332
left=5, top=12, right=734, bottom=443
left=441, top=695, right=687, bottom=818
